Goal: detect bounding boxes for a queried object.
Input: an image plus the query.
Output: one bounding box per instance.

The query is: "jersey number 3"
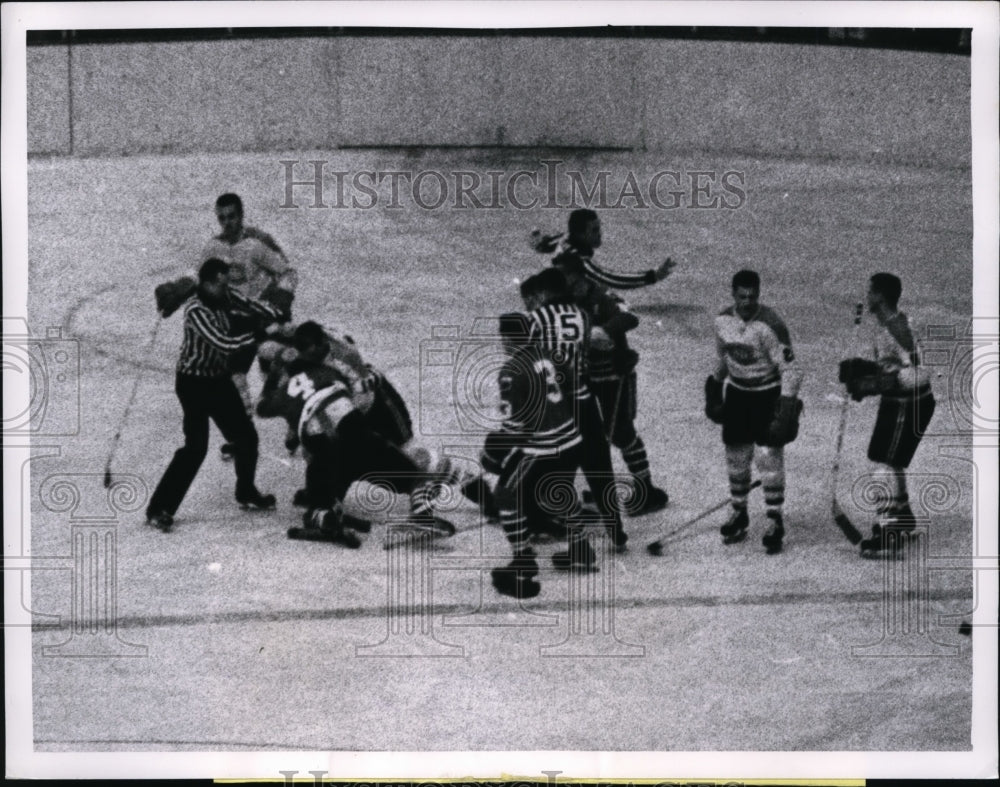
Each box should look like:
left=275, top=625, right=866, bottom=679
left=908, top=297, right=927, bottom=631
left=534, top=359, right=563, bottom=403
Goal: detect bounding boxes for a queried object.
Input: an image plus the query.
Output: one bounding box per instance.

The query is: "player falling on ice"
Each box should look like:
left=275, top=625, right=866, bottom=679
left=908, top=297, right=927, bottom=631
left=256, top=322, right=480, bottom=546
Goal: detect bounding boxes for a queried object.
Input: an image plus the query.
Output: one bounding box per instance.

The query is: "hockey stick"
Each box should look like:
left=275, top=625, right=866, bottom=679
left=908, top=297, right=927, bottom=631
left=646, top=479, right=761, bottom=556
left=830, top=303, right=866, bottom=545
left=103, top=317, right=164, bottom=488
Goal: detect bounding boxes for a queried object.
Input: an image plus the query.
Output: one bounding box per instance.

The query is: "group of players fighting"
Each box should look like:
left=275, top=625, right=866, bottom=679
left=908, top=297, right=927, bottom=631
left=146, top=195, right=936, bottom=599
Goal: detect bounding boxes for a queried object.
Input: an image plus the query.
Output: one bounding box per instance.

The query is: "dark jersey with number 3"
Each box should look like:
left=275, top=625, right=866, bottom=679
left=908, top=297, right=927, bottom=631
left=526, top=300, right=591, bottom=401
left=499, top=343, right=582, bottom=454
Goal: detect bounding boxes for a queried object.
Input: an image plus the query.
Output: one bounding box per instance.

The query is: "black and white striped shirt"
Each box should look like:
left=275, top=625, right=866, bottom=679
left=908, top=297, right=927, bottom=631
left=176, top=289, right=282, bottom=377
left=526, top=300, right=591, bottom=401
left=552, top=239, right=657, bottom=290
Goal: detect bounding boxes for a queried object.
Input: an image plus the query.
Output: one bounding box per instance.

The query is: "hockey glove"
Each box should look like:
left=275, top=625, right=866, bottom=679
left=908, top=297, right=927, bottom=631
left=529, top=229, right=564, bottom=254
left=704, top=375, right=725, bottom=424
left=154, top=276, right=197, bottom=318
left=260, top=283, right=294, bottom=323
left=838, top=357, right=880, bottom=384
left=767, top=395, right=804, bottom=446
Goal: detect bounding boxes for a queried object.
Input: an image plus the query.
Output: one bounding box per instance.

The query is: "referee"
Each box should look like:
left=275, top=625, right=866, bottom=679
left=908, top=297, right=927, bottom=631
left=146, top=258, right=285, bottom=531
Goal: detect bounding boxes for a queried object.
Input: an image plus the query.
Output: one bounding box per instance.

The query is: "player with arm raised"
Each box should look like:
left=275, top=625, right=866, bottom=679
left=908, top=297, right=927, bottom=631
left=519, top=268, right=628, bottom=551
left=532, top=209, right=676, bottom=291
left=705, top=269, right=803, bottom=555
left=838, top=273, right=936, bottom=558
left=485, top=313, right=600, bottom=599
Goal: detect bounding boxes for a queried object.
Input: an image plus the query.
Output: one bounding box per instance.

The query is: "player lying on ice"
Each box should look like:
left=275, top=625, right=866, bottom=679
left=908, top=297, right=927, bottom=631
left=256, top=321, right=489, bottom=548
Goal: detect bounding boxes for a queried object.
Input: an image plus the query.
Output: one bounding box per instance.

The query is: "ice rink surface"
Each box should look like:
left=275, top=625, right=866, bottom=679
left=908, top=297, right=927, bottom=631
left=23, top=147, right=977, bottom=756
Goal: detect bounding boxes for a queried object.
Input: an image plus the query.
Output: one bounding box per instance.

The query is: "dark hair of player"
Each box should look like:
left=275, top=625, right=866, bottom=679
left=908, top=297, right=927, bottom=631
left=198, top=257, right=230, bottom=283
left=293, top=320, right=327, bottom=352
left=520, top=267, right=570, bottom=302
left=731, top=269, right=761, bottom=292
left=215, top=193, right=244, bottom=215
left=568, top=208, right=598, bottom=237
left=870, top=272, right=903, bottom=309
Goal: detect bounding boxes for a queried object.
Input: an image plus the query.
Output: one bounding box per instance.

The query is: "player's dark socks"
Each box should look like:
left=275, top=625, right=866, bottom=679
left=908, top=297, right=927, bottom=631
left=461, top=476, right=499, bottom=519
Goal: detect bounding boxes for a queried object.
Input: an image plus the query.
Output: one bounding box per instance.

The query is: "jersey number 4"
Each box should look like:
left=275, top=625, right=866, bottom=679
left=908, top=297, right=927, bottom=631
left=287, top=372, right=316, bottom=399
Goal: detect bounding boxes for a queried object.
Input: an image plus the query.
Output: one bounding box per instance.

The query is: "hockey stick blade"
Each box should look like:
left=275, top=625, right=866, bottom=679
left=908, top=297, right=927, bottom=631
left=646, top=479, right=762, bottom=555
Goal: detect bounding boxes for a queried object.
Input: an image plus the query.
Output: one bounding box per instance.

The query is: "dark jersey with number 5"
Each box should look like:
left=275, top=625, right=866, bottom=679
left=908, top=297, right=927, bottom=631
left=499, top=343, right=582, bottom=454
left=526, top=300, right=591, bottom=401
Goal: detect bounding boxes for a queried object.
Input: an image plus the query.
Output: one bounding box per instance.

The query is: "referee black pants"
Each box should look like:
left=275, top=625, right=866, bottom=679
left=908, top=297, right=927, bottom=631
left=578, top=394, right=626, bottom=539
left=147, top=373, right=260, bottom=517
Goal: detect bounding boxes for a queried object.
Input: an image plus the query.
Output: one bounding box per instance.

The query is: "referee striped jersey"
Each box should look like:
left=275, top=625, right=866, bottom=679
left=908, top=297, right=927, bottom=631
left=177, top=289, right=282, bottom=377
left=552, top=239, right=657, bottom=290
left=526, top=300, right=591, bottom=400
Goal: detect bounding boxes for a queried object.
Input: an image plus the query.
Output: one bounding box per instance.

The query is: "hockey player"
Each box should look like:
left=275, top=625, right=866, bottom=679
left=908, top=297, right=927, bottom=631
left=553, top=259, right=670, bottom=516
left=256, top=322, right=473, bottom=545
left=264, top=321, right=494, bottom=521
left=485, top=313, right=601, bottom=600
left=531, top=209, right=676, bottom=291
left=154, top=193, right=297, bottom=456
left=838, top=273, right=935, bottom=558
left=201, top=193, right=298, bottom=299
left=704, top=270, right=803, bottom=555
left=519, top=268, right=629, bottom=551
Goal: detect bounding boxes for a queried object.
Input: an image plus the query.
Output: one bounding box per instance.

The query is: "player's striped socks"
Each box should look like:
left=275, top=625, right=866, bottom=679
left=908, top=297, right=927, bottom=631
left=500, top=509, right=531, bottom=552
left=622, top=436, right=652, bottom=484
left=409, top=483, right=442, bottom=518
left=726, top=444, right=754, bottom=508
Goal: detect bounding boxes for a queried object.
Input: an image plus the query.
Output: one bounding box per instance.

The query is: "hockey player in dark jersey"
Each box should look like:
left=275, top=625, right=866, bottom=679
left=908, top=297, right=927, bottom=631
left=518, top=268, right=629, bottom=551
left=256, top=324, right=466, bottom=546
left=531, top=209, right=676, bottom=291
left=485, top=313, right=600, bottom=600
left=553, top=259, right=670, bottom=516
left=262, top=321, right=495, bottom=522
